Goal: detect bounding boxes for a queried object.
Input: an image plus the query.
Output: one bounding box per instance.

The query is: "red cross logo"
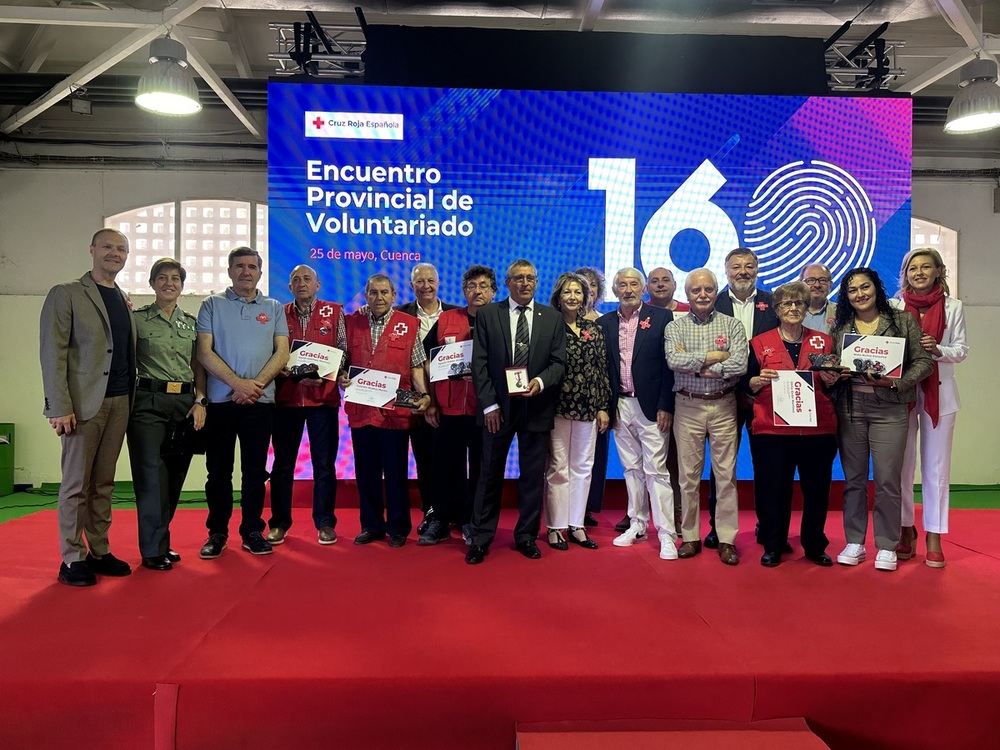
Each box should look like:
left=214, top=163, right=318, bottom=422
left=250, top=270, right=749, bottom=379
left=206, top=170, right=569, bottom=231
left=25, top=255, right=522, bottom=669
left=318, top=304, right=334, bottom=318
left=312, top=116, right=325, bottom=130
left=256, top=313, right=270, bottom=325
left=392, top=322, right=409, bottom=337
left=809, top=335, right=825, bottom=349
left=715, top=335, right=728, bottom=347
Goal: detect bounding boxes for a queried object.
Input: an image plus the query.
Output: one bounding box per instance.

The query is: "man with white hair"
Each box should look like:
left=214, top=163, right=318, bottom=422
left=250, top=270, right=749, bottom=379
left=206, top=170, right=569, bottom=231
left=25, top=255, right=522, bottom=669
left=597, top=268, right=678, bottom=560
left=396, top=263, right=457, bottom=533
left=664, top=268, right=747, bottom=566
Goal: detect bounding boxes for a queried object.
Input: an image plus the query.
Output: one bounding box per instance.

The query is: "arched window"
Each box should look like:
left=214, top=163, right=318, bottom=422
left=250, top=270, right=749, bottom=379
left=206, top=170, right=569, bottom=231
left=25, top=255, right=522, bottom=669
left=105, top=199, right=269, bottom=295
left=911, top=217, right=958, bottom=297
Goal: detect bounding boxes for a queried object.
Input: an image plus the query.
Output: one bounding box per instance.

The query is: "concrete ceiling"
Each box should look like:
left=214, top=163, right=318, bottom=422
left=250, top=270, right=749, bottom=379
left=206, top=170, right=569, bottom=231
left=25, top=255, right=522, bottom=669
left=1, top=0, right=999, bottom=165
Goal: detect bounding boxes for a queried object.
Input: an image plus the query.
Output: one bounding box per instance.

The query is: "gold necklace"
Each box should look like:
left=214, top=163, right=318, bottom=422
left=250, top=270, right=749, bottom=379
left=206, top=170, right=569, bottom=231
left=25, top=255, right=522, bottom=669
left=854, top=316, right=879, bottom=334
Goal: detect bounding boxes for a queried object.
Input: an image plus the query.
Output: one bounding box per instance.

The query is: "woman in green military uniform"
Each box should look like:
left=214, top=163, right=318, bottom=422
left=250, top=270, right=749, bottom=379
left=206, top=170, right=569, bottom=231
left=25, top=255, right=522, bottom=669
left=127, top=258, right=207, bottom=570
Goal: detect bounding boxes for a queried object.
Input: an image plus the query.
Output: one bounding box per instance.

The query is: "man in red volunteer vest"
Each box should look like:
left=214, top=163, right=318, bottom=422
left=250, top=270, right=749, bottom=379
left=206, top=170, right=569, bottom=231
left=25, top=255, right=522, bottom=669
left=267, top=265, right=345, bottom=547
left=337, top=274, right=431, bottom=547
left=418, top=264, right=497, bottom=545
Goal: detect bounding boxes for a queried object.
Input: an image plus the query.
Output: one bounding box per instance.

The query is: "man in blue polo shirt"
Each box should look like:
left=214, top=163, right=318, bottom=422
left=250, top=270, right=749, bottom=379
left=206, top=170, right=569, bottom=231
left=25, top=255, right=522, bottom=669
left=196, top=247, right=289, bottom=558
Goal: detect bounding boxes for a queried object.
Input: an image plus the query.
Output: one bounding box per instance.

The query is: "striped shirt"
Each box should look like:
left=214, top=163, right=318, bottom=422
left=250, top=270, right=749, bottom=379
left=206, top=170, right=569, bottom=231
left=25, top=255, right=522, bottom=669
left=617, top=303, right=643, bottom=393
left=664, top=309, right=748, bottom=393
left=369, top=309, right=427, bottom=368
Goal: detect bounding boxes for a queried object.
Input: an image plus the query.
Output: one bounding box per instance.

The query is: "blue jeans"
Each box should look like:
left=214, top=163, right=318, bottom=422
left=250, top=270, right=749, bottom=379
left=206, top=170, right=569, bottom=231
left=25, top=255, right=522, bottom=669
left=204, top=402, right=273, bottom=539
left=269, top=405, right=339, bottom=531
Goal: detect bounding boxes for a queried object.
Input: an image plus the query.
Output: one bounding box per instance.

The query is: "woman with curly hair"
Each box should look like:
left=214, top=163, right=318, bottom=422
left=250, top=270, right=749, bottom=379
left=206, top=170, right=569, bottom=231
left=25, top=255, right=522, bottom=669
left=828, top=268, right=933, bottom=572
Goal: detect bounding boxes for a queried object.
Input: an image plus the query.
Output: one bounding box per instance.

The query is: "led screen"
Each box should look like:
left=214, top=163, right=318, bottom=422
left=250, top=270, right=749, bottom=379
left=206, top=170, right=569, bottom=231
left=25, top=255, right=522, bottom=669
left=268, top=83, right=912, bottom=480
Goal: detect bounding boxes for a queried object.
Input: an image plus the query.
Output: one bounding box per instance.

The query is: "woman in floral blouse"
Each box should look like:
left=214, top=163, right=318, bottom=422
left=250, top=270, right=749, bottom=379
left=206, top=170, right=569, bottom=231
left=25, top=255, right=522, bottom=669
left=543, top=273, right=612, bottom=550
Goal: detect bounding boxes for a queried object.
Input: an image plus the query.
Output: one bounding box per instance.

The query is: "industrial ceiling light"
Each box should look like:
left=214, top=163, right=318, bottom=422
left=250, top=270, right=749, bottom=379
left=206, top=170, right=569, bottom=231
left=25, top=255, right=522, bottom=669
left=944, top=58, right=1000, bottom=134
left=135, top=37, right=202, bottom=116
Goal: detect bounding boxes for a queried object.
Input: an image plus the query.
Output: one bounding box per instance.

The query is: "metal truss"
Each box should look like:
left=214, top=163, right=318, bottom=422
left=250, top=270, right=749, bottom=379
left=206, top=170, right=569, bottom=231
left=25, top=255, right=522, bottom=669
left=270, top=22, right=365, bottom=78
left=826, top=39, right=906, bottom=92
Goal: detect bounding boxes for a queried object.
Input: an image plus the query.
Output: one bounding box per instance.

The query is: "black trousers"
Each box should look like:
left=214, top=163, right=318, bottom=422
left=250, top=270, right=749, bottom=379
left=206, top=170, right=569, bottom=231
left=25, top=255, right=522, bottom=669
left=470, top=405, right=548, bottom=547
left=352, top=426, right=412, bottom=537
left=430, top=413, right=482, bottom=526
left=204, top=402, right=273, bottom=539
left=751, top=433, right=837, bottom=556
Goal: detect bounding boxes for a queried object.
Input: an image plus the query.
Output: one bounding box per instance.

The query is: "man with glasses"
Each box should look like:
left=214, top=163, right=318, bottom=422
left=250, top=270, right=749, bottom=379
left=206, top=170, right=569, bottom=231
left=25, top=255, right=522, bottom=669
left=799, top=263, right=836, bottom=333
left=465, top=260, right=567, bottom=564
left=419, top=265, right=497, bottom=545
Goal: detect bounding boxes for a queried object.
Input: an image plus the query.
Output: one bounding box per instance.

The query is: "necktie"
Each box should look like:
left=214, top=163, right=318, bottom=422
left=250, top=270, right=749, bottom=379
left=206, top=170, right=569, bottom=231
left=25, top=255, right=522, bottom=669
left=513, top=305, right=529, bottom=367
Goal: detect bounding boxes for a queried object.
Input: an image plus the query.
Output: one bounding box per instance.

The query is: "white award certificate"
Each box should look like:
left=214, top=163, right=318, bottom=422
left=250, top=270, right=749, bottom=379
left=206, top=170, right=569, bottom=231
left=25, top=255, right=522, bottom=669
left=288, top=339, right=344, bottom=380
left=343, top=366, right=400, bottom=409
left=841, top=333, right=906, bottom=378
left=429, top=340, right=473, bottom=383
left=772, top=371, right=817, bottom=428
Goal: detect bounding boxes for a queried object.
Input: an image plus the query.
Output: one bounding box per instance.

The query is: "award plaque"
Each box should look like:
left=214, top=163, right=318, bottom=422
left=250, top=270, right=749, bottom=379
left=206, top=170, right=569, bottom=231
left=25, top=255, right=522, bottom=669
left=505, top=366, right=530, bottom=395
left=393, top=388, right=425, bottom=410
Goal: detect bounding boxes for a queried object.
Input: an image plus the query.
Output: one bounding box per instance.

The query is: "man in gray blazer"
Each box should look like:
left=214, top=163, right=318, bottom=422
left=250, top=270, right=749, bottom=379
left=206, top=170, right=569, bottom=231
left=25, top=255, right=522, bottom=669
left=40, top=228, right=136, bottom=586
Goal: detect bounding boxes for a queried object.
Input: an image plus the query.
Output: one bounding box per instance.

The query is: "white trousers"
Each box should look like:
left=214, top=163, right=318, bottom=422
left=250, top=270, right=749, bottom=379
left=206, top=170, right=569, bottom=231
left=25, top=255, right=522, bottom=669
left=901, top=389, right=957, bottom=534
left=612, top=397, right=676, bottom=540
left=545, top=416, right=598, bottom=529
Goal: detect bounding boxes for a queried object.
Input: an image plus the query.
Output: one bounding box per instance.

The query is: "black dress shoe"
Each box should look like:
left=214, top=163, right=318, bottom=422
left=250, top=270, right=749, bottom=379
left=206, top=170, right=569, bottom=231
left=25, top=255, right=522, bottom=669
left=465, top=544, right=487, bottom=565
left=416, top=514, right=432, bottom=536
left=353, top=530, right=386, bottom=545
left=806, top=551, right=834, bottom=567
left=86, top=551, right=132, bottom=577
left=584, top=513, right=598, bottom=527
left=515, top=540, right=542, bottom=559
left=166, top=549, right=181, bottom=563
left=614, top=515, right=631, bottom=533
left=760, top=551, right=782, bottom=567
left=141, top=556, right=173, bottom=571
left=58, top=561, right=96, bottom=587
left=388, top=535, right=407, bottom=548
left=703, top=530, right=720, bottom=549
left=568, top=528, right=599, bottom=550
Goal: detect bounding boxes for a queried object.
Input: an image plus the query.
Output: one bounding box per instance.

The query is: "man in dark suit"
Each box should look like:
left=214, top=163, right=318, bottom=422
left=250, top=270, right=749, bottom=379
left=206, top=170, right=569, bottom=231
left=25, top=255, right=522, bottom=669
left=597, top=268, right=678, bottom=560
left=465, top=259, right=567, bottom=564
left=395, top=263, right=457, bottom=533
left=704, top=247, right=779, bottom=548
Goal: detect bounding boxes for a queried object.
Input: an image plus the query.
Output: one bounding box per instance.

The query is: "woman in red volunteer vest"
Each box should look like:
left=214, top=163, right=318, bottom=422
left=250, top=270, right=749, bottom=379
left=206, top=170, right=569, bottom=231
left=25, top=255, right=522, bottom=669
left=891, top=248, right=968, bottom=569
left=745, top=281, right=838, bottom=568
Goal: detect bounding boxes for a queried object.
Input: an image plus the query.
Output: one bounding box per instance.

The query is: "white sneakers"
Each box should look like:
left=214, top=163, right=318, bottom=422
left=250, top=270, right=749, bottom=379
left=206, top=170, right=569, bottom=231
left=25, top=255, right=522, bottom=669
left=837, top=543, right=898, bottom=571
left=659, top=536, right=678, bottom=560
left=612, top=522, right=647, bottom=547
left=836, top=543, right=866, bottom=566
left=874, top=549, right=898, bottom=571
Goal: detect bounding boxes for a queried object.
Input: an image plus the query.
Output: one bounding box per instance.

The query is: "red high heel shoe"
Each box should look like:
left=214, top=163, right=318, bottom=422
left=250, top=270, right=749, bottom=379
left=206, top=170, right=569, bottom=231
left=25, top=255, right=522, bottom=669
left=925, top=532, right=945, bottom=569
left=896, top=525, right=917, bottom=560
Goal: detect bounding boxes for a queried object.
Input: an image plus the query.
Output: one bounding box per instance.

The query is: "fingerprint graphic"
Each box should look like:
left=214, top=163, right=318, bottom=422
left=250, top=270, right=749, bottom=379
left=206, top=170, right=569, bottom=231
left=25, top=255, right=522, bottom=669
left=744, top=160, right=876, bottom=291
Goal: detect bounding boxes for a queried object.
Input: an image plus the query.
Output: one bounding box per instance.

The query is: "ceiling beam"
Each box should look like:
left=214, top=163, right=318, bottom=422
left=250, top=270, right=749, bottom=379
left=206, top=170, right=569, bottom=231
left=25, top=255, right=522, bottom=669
left=933, top=0, right=997, bottom=64
left=0, top=5, right=191, bottom=28
left=218, top=9, right=253, bottom=78
left=894, top=48, right=975, bottom=93
left=579, top=0, right=606, bottom=32
left=0, top=0, right=211, bottom=135
left=171, top=27, right=262, bottom=139
left=19, top=26, right=57, bottom=73
left=0, top=50, right=16, bottom=72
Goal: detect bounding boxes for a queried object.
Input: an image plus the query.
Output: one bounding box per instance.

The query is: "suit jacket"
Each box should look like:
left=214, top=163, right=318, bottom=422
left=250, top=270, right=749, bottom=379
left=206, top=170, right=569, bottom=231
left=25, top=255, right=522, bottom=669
left=890, top=296, right=968, bottom=415
left=471, top=299, right=567, bottom=431
left=597, top=304, right=675, bottom=425
left=714, top=287, right=779, bottom=338
left=40, top=272, right=137, bottom=421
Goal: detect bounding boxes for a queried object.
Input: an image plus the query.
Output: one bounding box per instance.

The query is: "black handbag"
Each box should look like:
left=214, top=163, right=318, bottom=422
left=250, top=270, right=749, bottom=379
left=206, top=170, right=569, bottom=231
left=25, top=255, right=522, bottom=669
left=162, top=416, right=207, bottom=456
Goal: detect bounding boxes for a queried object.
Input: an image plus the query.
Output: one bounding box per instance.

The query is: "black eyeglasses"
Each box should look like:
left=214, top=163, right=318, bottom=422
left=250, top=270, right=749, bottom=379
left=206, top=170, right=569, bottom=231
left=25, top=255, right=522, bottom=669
left=803, top=277, right=831, bottom=285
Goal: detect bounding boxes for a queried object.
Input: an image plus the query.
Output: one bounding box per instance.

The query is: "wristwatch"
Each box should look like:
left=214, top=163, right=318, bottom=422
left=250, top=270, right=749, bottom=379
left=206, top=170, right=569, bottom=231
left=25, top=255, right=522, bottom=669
left=196, top=396, right=208, bottom=406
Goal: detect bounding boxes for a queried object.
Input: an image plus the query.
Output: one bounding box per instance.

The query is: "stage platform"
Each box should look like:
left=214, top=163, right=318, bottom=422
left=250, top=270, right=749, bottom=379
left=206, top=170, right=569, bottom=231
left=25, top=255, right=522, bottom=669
left=1, top=507, right=998, bottom=750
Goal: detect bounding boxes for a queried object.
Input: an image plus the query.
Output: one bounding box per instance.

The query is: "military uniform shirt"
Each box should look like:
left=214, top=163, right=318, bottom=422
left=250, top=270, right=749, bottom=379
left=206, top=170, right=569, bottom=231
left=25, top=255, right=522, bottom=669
left=134, top=303, right=198, bottom=382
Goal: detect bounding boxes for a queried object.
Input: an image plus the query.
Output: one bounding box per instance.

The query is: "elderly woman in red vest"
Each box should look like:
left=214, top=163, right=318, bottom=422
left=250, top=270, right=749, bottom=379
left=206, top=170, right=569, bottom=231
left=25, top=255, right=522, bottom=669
left=745, top=281, right=838, bottom=568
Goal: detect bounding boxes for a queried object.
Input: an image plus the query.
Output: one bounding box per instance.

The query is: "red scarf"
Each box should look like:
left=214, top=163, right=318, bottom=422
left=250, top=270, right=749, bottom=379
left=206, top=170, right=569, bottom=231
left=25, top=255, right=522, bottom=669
left=902, top=285, right=945, bottom=426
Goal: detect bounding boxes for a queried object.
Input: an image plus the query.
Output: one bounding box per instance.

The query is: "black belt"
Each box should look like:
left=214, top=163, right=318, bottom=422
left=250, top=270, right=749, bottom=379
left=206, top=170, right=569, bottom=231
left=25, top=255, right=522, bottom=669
left=137, top=377, right=193, bottom=395
left=619, top=391, right=636, bottom=398
left=677, top=387, right=735, bottom=401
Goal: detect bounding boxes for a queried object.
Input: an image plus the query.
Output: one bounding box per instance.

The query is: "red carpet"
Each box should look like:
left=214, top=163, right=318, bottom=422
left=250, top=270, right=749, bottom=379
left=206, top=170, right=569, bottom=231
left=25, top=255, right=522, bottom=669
left=1, top=506, right=998, bottom=750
